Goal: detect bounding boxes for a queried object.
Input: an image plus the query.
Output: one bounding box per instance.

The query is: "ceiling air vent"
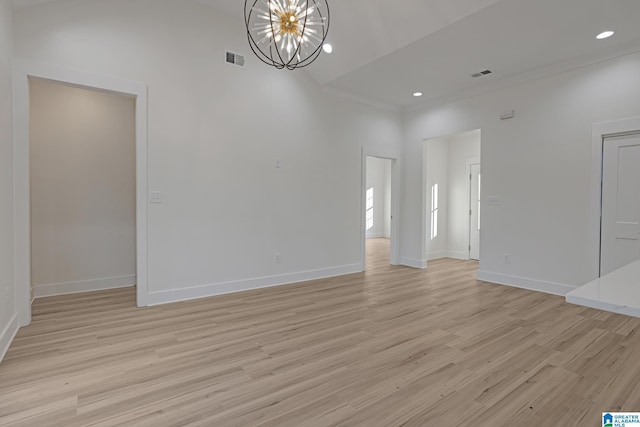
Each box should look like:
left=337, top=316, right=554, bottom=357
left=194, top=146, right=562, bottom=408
left=471, top=69, right=493, bottom=78
left=225, top=51, right=245, bottom=68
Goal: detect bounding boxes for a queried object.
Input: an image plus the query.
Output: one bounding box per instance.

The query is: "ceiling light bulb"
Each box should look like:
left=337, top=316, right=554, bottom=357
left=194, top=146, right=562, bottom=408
left=596, top=31, right=614, bottom=40
left=413, top=92, right=423, bottom=97
left=323, top=43, right=333, bottom=53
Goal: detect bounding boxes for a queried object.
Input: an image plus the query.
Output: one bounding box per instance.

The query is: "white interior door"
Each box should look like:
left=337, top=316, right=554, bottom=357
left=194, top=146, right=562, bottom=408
left=469, top=163, right=481, bottom=260
left=601, top=134, right=640, bottom=275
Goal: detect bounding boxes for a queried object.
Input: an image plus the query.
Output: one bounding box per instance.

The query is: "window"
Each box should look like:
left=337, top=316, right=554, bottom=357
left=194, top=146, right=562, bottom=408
left=430, top=183, right=438, bottom=240
left=366, top=187, right=374, bottom=230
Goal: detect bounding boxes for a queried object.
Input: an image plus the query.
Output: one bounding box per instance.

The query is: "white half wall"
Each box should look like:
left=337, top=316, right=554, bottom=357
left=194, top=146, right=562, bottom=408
left=29, top=79, right=136, bottom=299
left=12, top=0, right=404, bottom=305
left=0, top=0, right=17, bottom=364
left=403, top=48, right=640, bottom=293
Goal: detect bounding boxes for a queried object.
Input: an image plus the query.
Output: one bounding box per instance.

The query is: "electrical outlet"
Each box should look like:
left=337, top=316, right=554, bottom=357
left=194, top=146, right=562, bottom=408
left=488, top=197, right=501, bottom=206
left=503, top=253, right=511, bottom=264
left=275, top=252, right=281, bottom=264
left=149, top=191, right=162, bottom=204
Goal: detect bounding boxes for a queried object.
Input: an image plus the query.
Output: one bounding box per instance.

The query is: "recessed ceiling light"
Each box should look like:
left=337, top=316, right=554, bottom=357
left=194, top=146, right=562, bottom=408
left=413, top=92, right=423, bottom=97
left=322, top=43, right=333, bottom=54
left=596, top=31, right=614, bottom=40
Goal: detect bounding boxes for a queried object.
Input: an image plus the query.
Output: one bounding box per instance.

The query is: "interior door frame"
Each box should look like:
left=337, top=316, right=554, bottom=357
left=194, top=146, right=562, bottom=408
left=590, top=117, right=640, bottom=278
left=13, top=61, right=149, bottom=326
left=467, top=159, right=481, bottom=261
left=600, top=134, right=640, bottom=275
left=422, top=129, right=481, bottom=267
left=361, top=147, right=401, bottom=270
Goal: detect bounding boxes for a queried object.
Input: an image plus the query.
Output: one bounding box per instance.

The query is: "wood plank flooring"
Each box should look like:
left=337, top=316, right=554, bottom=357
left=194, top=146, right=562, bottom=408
left=2, top=238, right=640, bottom=426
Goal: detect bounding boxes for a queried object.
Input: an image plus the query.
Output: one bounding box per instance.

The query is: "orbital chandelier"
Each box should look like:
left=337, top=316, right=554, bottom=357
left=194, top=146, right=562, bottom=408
left=244, top=0, right=330, bottom=70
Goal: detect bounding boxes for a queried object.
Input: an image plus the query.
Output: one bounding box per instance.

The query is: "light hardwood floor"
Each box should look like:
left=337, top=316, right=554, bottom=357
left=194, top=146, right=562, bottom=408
left=2, top=238, right=640, bottom=426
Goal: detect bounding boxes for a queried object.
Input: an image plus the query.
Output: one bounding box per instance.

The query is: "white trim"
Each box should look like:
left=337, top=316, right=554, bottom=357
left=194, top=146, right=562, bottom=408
left=466, top=157, right=481, bottom=261
left=33, top=276, right=136, bottom=299
left=426, top=250, right=449, bottom=261
left=446, top=250, right=468, bottom=260
left=427, top=250, right=471, bottom=261
left=366, top=233, right=390, bottom=239
left=0, top=314, right=19, bottom=364
left=400, top=257, right=427, bottom=269
left=566, top=294, right=640, bottom=319
left=13, top=60, right=150, bottom=325
left=144, top=264, right=362, bottom=306
left=590, top=117, right=640, bottom=280
left=421, top=139, right=429, bottom=262
left=405, top=39, right=640, bottom=113
left=361, top=147, right=402, bottom=271
left=477, top=271, right=575, bottom=296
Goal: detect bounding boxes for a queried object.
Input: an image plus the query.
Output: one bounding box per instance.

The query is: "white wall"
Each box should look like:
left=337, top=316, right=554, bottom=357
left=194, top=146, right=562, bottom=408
left=447, top=130, right=480, bottom=259
left=0, top=0, right=17, bottom=362
left=403, top=49, right=640, bottom=293
left=29, top=78, right=136, bottom=297
left=365, top=157, right=391, bottom=238
left=13, top=0, right=403, bottom=304
left=424, top=137, right=448, bottom=259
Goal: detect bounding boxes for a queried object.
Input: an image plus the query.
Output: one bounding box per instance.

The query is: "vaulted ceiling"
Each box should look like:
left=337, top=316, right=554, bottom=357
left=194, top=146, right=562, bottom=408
left=12, top=0, right=640, bottom=108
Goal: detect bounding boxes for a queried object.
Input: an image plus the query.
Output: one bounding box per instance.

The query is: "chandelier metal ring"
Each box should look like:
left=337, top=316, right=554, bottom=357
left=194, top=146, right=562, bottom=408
left=244, top=0, right=330, bottom=70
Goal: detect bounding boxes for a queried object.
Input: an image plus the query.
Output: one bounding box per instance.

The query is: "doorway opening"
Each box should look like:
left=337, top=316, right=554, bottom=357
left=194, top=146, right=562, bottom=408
left=565, top=117, right=640, bottom=315
left=599, top=132, right=640, bottom=276
left=361, top=149, right=400, bottom=271
left=29, top=78, right=137, bottom=301
left=423, top=129, right=481, bottom=263
left=588, top=117, right=640, bottom=281
left=14, top=62, right=148, bottom=326
left=364, top=156, right=392, bottom=270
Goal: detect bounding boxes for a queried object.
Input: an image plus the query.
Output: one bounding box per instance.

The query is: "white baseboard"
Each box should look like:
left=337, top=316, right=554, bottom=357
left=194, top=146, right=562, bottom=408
left=447, top=250, right=469, bottom=260
left=566, top=294, right=640, bottom=318
left=426, top=250, right=448, bottom=261
left=477, top=271, right=575, bottom=296
left=34, top=275, right=136, bottom=298
left=144, top=264, right=362, bottom=306
left=400, top=257, right=427, bottom=269
left=427, top=249, right=469, bottom=261
left=427, top=250, right=469, bottom=261
left=0, top=313, right=19, bottom=364
left=366, top=234, right=390, bottom=239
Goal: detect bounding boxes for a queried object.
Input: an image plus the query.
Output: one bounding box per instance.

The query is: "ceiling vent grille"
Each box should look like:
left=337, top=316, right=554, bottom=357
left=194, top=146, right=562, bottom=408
left=225, top=51, right=245, bottom=68
left=471, top=69, right=493, bottom=78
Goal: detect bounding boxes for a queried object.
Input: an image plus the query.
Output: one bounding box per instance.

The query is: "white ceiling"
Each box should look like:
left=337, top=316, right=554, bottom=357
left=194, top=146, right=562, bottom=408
left=13, top=0, right=640, bottom=108
left=324, top=0, right=640, bottom=108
